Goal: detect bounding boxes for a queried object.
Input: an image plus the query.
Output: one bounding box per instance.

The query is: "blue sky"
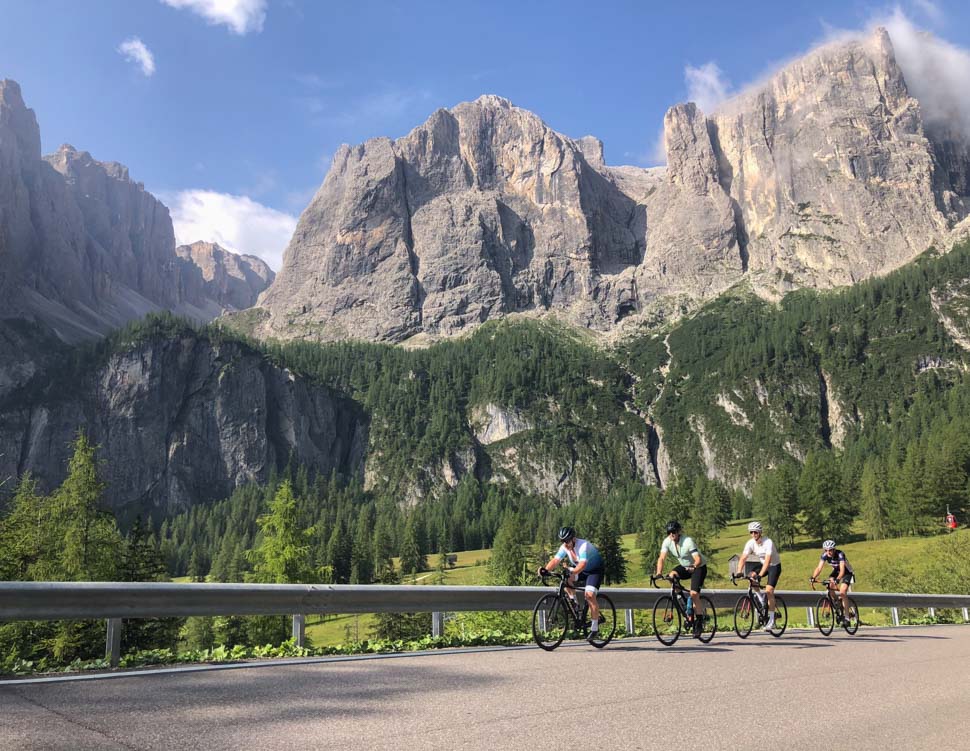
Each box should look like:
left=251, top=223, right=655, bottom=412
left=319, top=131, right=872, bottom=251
left=2, top=0, right=969, bottom=268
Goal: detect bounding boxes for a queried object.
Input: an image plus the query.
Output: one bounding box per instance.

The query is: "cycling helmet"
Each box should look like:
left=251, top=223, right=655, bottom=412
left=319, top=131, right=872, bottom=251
left=748, top=521, right=763, bottom=533
left=665, top=520, right=682, bottom=534
left=558, top=526, right=576, bottom=542
left=822, top=539, right=836, bottom=550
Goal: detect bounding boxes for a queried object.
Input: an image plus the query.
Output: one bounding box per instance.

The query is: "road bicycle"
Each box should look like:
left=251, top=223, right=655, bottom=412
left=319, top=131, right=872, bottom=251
left=532, top=569, right=616, bottom=651
left=649, top=573, right=716, bottom=646
left=730, top=572, right=788, bottom=638
left=810, top=577, right=860, bottom=635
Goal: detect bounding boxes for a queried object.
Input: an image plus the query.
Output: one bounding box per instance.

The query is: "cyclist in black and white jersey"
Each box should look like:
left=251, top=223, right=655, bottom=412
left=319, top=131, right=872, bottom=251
left=811, top=539, right=855, bottom=625
left=735, top=521, right=781, bottom=631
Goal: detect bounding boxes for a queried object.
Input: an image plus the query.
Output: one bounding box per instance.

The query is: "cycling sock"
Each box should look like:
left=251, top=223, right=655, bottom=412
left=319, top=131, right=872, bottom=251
left=590, top=620, right=599, bottom=632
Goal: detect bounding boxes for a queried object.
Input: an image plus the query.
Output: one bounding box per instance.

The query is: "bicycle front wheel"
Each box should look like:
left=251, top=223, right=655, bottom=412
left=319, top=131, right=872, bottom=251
left=734, top=595, right=754, bottom=639
left=588, top=593, right=616, bottom=648
left=532, top=594, right=569, bottom=651
left=843, top=597, right=860, bottom=635
left=815, top=596, right=835, bottom=636
left=696, top=595, right=717, bottom=643
left=652, top=595, right=681, bottom=646
left=769, top=595, right=788, bottom=638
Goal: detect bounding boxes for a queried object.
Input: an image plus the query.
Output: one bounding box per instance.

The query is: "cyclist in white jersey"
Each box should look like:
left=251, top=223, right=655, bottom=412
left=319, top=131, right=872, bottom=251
left=539, top=527, right=605, bottom=639
left=735, top=521, right=782, bottom=631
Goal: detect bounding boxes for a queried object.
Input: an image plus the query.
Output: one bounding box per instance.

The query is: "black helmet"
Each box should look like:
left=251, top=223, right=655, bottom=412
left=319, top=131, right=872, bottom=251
left=665, top=520, right=682, bottom=534
left=558, top=526, right=576, bottom=542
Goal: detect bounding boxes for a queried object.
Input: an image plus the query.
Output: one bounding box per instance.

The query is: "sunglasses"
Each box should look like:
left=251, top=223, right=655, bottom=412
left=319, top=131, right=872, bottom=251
left=750, top=531, right=761, bottom=535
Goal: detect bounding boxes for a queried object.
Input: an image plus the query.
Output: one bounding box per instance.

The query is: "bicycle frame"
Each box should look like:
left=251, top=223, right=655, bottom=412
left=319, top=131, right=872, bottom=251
left=651, top=574, right=696, bottom=620
left=811, top=578, right=845, bottom=618
left=732, top=574, right=769, bottom=622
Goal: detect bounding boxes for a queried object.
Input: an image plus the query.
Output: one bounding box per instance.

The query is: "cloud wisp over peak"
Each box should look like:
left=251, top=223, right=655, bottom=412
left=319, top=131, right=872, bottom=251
left=162, top=189, right=297, bottom=271
left=160, top=0, right=267, bottom=35
left=117, top=37, right=156, bottom=77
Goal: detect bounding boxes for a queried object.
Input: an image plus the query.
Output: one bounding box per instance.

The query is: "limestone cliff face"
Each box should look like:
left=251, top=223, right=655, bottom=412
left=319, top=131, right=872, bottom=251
left=0, top=331, right=367, bottom=517
left=176, top=241, right=275, bottom=316
left=700, top=28, right=951, bottom=291
left=0, top=80, right=270, bottom=343
left=251, top=27, right=970, bottom=343
left=252, top=95, right=644, bottom=341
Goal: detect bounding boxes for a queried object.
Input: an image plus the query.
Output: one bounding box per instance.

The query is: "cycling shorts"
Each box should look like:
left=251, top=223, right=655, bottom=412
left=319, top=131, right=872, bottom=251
left=575, top=569, right=603, bottom=593
left=673, top=564, right=707, bottom=592
left=745, top=561, right=782, bottom=588
left=829, top=572, right=854, bottom=586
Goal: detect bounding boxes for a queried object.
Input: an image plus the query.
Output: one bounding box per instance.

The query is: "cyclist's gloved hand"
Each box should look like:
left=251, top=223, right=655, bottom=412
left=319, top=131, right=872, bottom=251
left=538, top=567, right=549, bottom=577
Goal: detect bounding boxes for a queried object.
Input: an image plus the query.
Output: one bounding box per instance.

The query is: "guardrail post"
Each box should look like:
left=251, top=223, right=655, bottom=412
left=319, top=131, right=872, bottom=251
left=105, top=618, right=121, bottom=667
left=432, top=611, right=444, bottom=638
left=625, top=609, right=635, bottom=635
left=807, top=607, right=814, bottom=627
left=963, top=608, right=969, bottom=623
left=891, top=607, right=900, bottom=626
left=928, top=607, right=936, bottom=620
left=291, top=614, right=305, bottom=647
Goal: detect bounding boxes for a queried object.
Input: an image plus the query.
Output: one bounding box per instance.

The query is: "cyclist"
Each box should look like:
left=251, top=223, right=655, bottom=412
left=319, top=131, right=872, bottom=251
left=735, top=521, right=782, bottom=631
left=654, top=520, right=708, bottom=636
left=810, top=539, right=855, bottom=625
left=539, top=527, right=605, bottom=640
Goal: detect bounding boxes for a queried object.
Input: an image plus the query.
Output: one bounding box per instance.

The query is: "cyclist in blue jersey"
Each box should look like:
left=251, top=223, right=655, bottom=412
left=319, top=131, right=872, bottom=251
left=539, top=527, right=605, bottom=640
left=811, top=539, right=855, bottom=625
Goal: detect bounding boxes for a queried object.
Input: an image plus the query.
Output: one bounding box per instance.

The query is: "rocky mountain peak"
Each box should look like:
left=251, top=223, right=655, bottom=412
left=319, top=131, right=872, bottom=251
left=176, top=241, right=275, bottom=312
left=0, top=78, right=41, bottom=161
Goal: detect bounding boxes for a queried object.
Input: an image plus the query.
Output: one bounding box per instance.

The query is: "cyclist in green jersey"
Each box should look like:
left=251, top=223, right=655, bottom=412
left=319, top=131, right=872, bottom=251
left=654, top=520, right=708, bottom=636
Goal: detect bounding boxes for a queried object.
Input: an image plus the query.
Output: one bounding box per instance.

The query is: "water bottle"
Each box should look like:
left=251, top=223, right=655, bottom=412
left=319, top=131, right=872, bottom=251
left=755, top=590, right=766, bottom=608
left=685, top=595, right=694, bottom=617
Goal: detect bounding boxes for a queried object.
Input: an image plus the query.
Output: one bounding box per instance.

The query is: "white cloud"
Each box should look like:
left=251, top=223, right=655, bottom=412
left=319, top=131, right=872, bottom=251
left=880, top=8, right=970, bottom=138
left=117, top=37, right=156, bottom=77
left=684, top=61, right=732, bottom=114
left=161, top=0, right=266, bottom=35
left=912, top=0, right=943, bottom=25
left=162, top=190, right=297, bottom=271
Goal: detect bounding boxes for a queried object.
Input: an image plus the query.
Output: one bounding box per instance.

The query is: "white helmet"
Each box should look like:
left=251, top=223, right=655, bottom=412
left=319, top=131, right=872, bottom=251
left=747, top=521, right=763, bottom=533
left=822, top=539, right=836, bottom=550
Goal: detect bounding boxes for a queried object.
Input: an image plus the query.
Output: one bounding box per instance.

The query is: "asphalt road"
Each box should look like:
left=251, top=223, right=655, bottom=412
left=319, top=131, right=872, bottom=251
left=1, top=625, right=968, bottom=750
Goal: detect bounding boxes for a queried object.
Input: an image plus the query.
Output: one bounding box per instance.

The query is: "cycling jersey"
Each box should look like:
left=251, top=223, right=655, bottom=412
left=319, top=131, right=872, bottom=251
left=661, top=535, right=706, bottom=567
left=742, top=536, right=780, bottom=566
left=821, top=549, right=854, bottom=574
left=555, top=538, right=604, bottom=572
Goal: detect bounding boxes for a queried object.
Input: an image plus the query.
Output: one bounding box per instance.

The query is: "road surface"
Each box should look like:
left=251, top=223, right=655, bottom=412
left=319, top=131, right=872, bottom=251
left=1, top=625, right=967, bottom=750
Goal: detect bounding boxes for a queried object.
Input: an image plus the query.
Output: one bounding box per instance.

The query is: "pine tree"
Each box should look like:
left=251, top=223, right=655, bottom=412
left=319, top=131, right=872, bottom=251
left=594, top=517, right=627, bottom=585
left=399, top=515, right=426, bottom=577
left=487, top=513, right=530, bottom=586
left=860, top=458, right=891, bottom=540
left=751, top=462, right=800, bottom=548
left=54, top=433, right=122, bottom=582
left=247, top=480, right=317, bottom=584
left=798, top=451, right=854, bottom=541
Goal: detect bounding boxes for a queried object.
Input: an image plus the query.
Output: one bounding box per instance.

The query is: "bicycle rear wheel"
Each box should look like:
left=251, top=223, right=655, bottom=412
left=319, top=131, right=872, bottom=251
left=815, top=596, right=835, bottom=636
left=532, top=594, right=569, bottom=651
left=733, top=595, right=754, bottom=639
left=652, top=595, right=681, bottom=646
left=843, top=596, right=860, bottom=635
left=588, top=593, right=616, bottom=648
left=769, top=595, right=788, bottom=638
left=696, top=595, right=717, bottom=643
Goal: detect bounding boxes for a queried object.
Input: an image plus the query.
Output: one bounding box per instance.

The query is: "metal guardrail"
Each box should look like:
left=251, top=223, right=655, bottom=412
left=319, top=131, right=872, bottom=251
left=2, top=582, right=969, bottom=667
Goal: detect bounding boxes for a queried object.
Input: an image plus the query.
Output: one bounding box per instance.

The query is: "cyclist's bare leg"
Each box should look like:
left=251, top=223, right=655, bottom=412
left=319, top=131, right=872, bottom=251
left=765, top=584, right=776, bottom=613
left=838, top=581, right=851, bottom=616
left=585, top=588, right=601, bottom=626
left=690, top=589, right=704, bottom=618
